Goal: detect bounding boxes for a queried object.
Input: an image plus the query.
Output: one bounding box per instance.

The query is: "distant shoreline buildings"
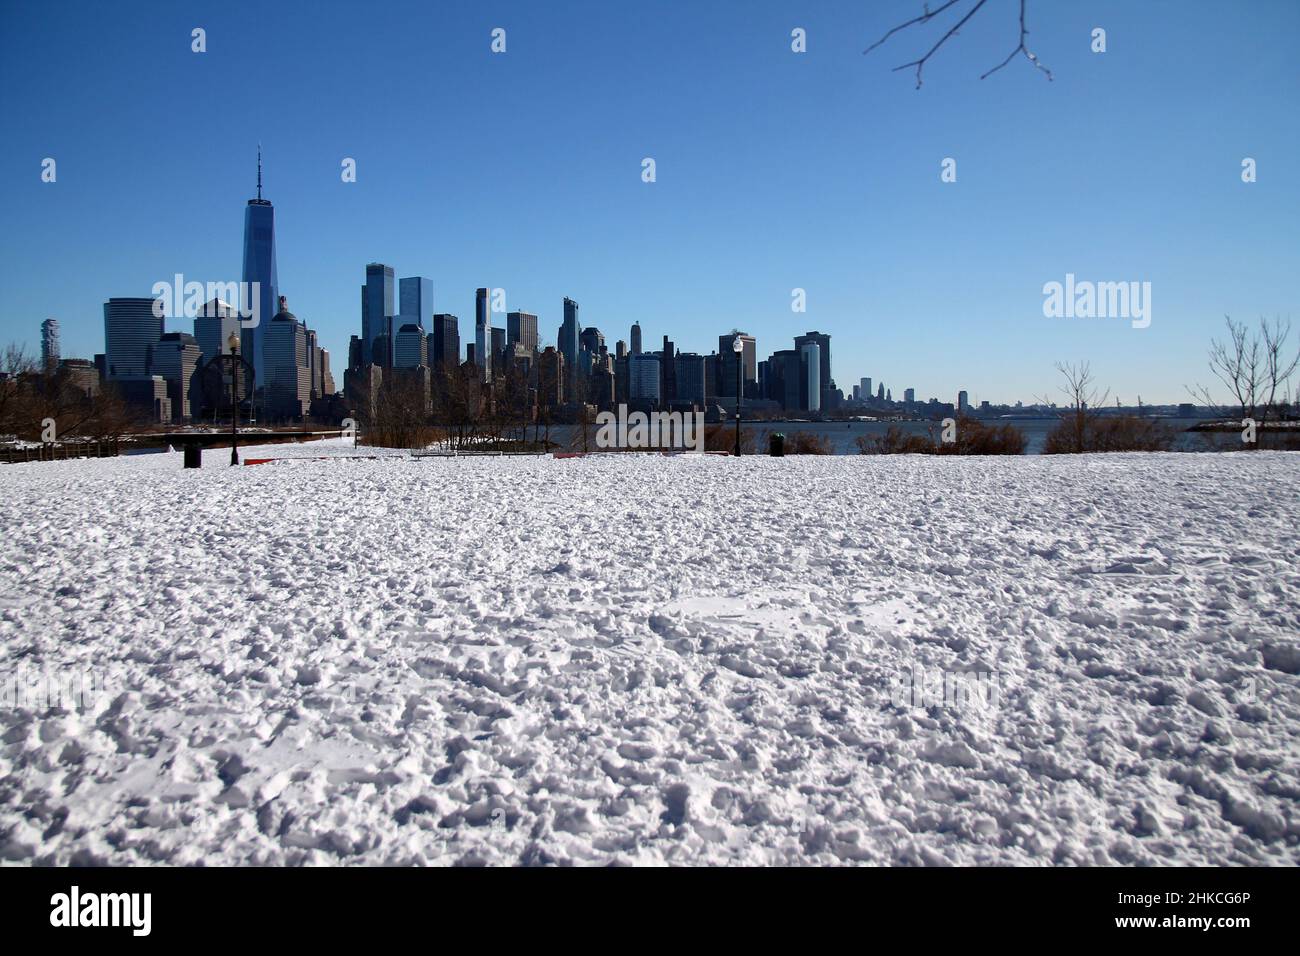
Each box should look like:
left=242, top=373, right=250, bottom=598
left=24, top=152, right=1147, bottom=429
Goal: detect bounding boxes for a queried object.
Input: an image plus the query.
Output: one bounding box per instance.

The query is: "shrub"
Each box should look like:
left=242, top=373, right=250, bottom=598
left=1043, top=414, right=1175, bottom=454
left=785, top=430, right=834, bottom=455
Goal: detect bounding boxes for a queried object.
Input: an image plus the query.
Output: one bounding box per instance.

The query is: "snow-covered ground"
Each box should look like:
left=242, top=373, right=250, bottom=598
left=1, top=442, right=1297, bottom=865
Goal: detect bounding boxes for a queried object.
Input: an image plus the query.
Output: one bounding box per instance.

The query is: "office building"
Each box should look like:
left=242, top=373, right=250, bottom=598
left=151, top=332, right=202, bottom=422
left=363, top=263, right=395, bottom=367
left=629, top=353, right=661, bottom=405
left=103, top=297, right=162, bottom=378
left=430, top=314, right=460, bottom=369
left=507, top=311, right=538, bottom=355
left=241, top=148, right=279, bottom=383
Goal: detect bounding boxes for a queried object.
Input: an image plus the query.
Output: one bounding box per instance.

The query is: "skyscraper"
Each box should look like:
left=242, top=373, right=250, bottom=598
left=151, top=332, right=202, bottom=422
left=559, top=297, right=580, bottom=400
left=507, top=311, right=538, bottom=355
left=630, top=322, right=642, bottom=356
left=626, top=356, right=660, bottom=408
left=363, top=263, right=395, bottom=367
left=475, top=288, right=491, bottom=382
left=241, top=147, right=279, bottom=385
left=629, top=354, right=661, bottom=405
left=193, top=298, right=241, bottom=368
left=800, top=342, right=821, bottom=413
left=394, top=323, right=428, bottom=368
left=431, top=314, right=460, bottom=369
left=399, top=277, right=433, bottom=333
left=40, top=319, right=59, bottom=372
left=958, top=390, right=969, bottom=413
left=264, top=296, right=312, bottom=420
left=794, top=331, right=831, bottom=395
left=103, top=298, right=162, bottom=378
left=718, top=332, right=756, bottom=397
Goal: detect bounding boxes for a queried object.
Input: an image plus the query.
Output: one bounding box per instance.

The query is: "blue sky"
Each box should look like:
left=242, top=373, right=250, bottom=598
left=2, top=0, right=1297, bottom=404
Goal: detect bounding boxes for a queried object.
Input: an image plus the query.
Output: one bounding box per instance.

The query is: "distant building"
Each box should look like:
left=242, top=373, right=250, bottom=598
left=241, top=149, right=279, bottom=384
left=394, top=322, right=427, bottom=369
left=103, top=297, right=162, bottom=379
left=59, top=359, right=99, bottom=398
left=41, top=319, right=60, bottom=372
left=800, top=342, right=821, bottom=412
left=904, top=387, right=915, bottom=405
left=151, top=332, right=202, bottom=422
left=630, top=322, right=642, bottom=356
left=674, top=352, right=707, bottom=405
left=507, top=311, right=538, bottom=355
left=717, top=332, right=756, bottom=398
left=264, top=297, right=312, bottom=420
left=363, top=263, right=395, bottom=366
left=116, top=375, right=172, bottom=424
left=794, top=331, right=831, bottom=395
left=629, top=353, right=661, bottom=405
left=491, top=326, right=506, bottom=376
left=559, top=297, right=580, bottom=400
left=399, top=276, right=433, bottom=329
left=537, top=346, right=564, bottom=410
left=430, top=314, right=460, bottom=369
left=475, top=287, right=491, bottom=382
left=193, top=298, right=242, bottom=369
left=958, top=390, right=969, bottom=413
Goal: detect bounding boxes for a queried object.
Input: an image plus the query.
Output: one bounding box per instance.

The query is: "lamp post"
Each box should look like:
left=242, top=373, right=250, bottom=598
left=732, top=334, right=744, bottom=457
left=228, top=332, right=240, bottom=466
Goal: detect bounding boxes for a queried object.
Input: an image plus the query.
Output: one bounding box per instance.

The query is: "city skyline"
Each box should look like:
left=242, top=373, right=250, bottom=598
left=3, top=1, right=1298, bottom=405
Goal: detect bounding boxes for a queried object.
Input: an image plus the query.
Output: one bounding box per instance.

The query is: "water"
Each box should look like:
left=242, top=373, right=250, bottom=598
left=549, top=417, right=1214, bottom=455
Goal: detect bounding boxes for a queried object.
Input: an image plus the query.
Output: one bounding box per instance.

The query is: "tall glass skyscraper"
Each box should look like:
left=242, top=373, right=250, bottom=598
left=559, top=297, right=580, bottom=400
left=240, top=148, right=279, bottom=387
left=363, top=263, right=395, bottom=367
left=399, top=277, right=433, bottom=331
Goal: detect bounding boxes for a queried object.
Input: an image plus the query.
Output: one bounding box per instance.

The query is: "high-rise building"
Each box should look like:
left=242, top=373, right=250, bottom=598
left=559, top=297, right=580, bottom=400
left=630, top=322, right=642, bottom=355
left=394, top=323, right=428, bottom=368
left=431, top=314, right=460, bottom=368
left=491, top=326, right=506, bottom=376
left=579, top=326, right=604, bottom=357
left=674, top=352, right=707, bottom=405
left=363, top=263, right=395, bottom=367
left=768, top=349, right=803, bottom=410
left=193, top=298, right=241, bottom=370
left=800, top=342, right=822, bottom=412
left=151, top=332, right=202, bottom=422
left=658, top=335, right=676, bottom=403
left=862, top=377, right=872, bottom=401
left=475, top=288, right=492, bottom=382
left=958, top=390, right=969, bottom=413
left=399, top=277, right=433, bottom=330
left=241, top=147, right=279, bottom=385
left=629, top=353, right=661, bottom=405
left=718, top=332, right=756, bottom=398
left=264, top=297, right=312, bottom=420
left=537, top=346, right=564, bottom=410
left=904, top=387, right=915, bottom=405
left=103, top=297, right=162, bottom=378
left=40, top=319, right=60, bottom=372
left=794, top=331, right=831, bottom=394
left=507, top=311, right=538, bottom=355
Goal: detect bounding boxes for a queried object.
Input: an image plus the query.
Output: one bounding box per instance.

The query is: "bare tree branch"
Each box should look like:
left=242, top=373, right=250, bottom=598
left=980, top=0, right=1053, bottom=82
left=865, top=0, right=1053, bottom=90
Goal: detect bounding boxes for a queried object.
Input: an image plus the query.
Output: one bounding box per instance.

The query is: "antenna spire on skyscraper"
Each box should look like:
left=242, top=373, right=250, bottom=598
left=257, top=143, right=263, bottom=200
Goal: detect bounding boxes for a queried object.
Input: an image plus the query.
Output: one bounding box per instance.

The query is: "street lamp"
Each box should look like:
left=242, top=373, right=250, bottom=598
left=228, top=331, right=240, bottom=466
left=732, top=334, right=744, bottom=457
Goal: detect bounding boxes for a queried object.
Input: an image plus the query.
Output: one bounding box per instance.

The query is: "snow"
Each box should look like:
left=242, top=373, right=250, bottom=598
left=1, top=442, right=1298, bottom=865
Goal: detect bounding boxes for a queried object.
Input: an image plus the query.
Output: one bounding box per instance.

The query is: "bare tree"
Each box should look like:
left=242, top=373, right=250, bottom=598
left=1050, top=361, right=1109, bottom=454
left=865, top=0, right=1053, bottom=89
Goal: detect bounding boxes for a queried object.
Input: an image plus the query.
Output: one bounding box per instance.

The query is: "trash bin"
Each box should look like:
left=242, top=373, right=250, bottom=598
left=769, top=432, right=785, bottom=457
left=183, top=443, right=202, bottom=469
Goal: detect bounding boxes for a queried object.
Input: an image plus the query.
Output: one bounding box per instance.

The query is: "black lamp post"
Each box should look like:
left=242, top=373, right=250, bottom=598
left=732, top=334, right=744, bottom=457
left=228, top=332, right=240, bottom=466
